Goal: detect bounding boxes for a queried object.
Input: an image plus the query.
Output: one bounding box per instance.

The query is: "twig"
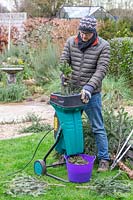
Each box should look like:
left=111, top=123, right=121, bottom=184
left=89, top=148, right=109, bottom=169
left=48, top=183, right=66, bottom=187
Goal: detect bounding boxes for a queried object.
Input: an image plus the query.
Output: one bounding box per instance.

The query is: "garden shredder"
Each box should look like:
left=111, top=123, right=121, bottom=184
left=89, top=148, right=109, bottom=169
left=34, top=92, right=85, bottom=182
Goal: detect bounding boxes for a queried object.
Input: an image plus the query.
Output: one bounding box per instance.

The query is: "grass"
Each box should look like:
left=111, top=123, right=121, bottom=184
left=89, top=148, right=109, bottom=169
left=0, top=132, right=132, bottom=200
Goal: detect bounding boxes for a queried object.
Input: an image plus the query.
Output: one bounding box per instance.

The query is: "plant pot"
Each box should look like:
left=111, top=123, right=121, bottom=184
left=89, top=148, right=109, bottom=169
left=64, top=154, right=96, bottom=183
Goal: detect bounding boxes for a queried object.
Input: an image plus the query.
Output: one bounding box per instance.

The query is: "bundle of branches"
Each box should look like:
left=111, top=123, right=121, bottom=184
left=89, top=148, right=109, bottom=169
left=5, top=174, right=49, bottom=197
left=5, top=173, right=65, bottom=197
left=76, top=171, right=131, bottom=198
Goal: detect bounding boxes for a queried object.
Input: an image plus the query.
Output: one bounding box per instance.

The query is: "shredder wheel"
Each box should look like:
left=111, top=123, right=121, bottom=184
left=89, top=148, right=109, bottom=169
left=34, top=160, right=46, bottom=175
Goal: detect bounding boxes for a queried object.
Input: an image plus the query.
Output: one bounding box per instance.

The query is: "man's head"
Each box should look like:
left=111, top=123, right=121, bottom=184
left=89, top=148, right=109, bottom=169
left=78, top=16, right=97, bottom=42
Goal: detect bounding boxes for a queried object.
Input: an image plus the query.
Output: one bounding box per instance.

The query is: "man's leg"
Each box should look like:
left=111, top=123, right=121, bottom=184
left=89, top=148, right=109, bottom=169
left=84, top=93, right=109, bottom=171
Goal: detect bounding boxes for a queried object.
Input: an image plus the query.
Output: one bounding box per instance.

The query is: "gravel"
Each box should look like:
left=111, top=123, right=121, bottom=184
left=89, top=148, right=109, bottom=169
left=0, top=100, right=54, bottom=140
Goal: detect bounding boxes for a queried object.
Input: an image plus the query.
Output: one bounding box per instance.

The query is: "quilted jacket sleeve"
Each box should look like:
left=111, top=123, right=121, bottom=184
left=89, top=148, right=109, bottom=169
left=88, top=41, right=110, bottom=89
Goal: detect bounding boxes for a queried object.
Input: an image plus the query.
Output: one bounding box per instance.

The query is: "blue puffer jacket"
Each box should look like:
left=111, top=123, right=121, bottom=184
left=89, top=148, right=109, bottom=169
left=60, top=35, right=110, bottom=93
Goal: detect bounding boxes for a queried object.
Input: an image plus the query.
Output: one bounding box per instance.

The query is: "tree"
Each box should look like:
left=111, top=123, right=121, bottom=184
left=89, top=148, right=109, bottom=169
left=14, top=0, right=66, bottom=17
left=34, top=0, right=67, bottom=17
left=13, top=0, right=95, bottom=17
left=0, top=3, right=9, bottom=12
left=13, top=0, right=20, bottom=11
left=13, top=0, right=35, bottom=15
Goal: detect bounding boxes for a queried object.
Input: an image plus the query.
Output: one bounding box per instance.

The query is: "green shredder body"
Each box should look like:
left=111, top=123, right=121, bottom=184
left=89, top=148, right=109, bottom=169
left=50, top=93, right=85, bottom=156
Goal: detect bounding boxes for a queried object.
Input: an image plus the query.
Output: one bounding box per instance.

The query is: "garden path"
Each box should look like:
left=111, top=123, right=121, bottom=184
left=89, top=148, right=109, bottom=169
left=0, top=96, right=54, bottom=140
left=0, top=96, right=132, bottom=140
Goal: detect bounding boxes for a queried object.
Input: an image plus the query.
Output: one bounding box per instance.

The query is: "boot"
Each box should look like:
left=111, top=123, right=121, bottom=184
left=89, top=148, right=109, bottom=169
left=97, top=159, right=109, bottom=172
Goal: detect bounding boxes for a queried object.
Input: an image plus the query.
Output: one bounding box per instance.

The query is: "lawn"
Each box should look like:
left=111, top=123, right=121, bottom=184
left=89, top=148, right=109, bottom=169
left=0, top=131, right=132, bottom=200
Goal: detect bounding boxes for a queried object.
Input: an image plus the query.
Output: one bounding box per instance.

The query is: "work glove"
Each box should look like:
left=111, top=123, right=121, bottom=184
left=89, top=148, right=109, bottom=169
left=81, top=89, right=91, bottom=103
left=81, top=85, right=94, bottom=104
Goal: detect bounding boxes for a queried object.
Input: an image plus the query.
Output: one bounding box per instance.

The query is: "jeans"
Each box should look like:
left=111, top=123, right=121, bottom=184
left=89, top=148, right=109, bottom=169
left=84, top=93, right=109, bottom=161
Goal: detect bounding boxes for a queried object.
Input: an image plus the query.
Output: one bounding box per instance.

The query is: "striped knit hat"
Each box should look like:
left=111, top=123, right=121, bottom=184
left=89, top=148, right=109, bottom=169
left=79, top=16, right=97, bottom=33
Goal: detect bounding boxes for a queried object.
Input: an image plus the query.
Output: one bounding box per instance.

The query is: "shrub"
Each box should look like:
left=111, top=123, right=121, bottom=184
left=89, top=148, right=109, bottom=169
left=103, top=107, right=133, bottom=156
left=98, top=19, right=133, bottom=40
left=83, top=114, right=96, bottom=155
left=102, top=76, right=132, bottom=108
left=98, top=19, right=116, bottom=40
left=0, top=43, right=35, bottom=81
left=23, top=18, right=53, bottom=48
left=109, top=38, right=133, bottom=84
left=0, top=84, right=30, bottom=102
left=31, top=40, right=60, bottom=85
left=83, top=107, right=133, bottom=157
left=20, top=113, right=51, bottom=133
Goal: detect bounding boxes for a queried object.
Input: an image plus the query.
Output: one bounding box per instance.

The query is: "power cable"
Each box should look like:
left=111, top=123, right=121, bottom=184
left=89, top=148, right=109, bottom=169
left=6, top=128, right=53, bottom=177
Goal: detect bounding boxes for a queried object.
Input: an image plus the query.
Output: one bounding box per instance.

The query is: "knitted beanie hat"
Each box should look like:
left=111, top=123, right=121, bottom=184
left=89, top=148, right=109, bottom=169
left=79, top=16, right=97, bottom=33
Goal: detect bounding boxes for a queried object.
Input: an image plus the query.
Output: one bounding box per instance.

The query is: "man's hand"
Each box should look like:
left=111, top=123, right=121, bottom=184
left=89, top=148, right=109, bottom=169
left=81, top=89, right=91, bottom=103
left=60, top=73, right=68, bottom=86
left=60, top=73, right=71, bottom=86
left=81, top=85, right=94, bottom=103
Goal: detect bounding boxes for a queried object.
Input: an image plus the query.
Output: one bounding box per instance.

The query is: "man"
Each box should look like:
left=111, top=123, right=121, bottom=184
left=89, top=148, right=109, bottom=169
left=60, top=16, right=110, bottom=172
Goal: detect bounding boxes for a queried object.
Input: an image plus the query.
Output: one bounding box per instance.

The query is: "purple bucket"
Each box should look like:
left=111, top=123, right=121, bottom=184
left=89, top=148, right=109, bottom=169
left=64, top=154, right=96, bottom=183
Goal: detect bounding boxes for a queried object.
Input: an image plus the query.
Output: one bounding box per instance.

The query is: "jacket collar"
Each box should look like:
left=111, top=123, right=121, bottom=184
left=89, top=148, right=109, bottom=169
left=74, top=35, right=99, bottom=46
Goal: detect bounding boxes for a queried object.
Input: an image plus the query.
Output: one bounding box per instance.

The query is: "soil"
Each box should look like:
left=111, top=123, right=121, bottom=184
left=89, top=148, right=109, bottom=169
left=68, top=155, right=88, bottom=165
left=0, top=95, right=132, bottom=140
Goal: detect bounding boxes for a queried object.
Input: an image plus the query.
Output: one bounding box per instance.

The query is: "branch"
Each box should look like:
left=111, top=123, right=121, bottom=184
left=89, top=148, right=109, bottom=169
left=118, top=161, right=133, bottom=179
